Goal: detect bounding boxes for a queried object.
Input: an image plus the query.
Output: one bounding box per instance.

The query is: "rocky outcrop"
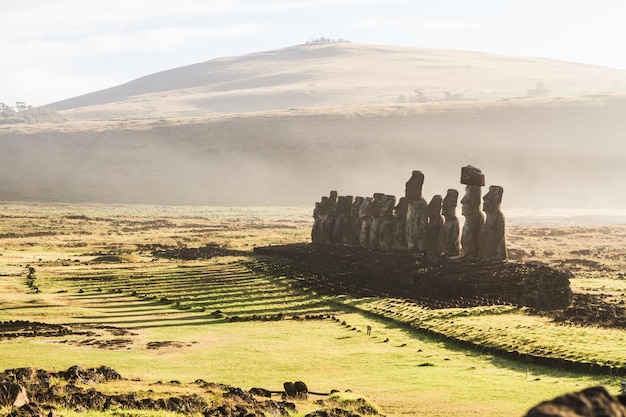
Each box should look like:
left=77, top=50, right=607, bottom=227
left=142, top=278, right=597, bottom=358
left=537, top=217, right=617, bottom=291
left=0, top=367, right=376, bottom=417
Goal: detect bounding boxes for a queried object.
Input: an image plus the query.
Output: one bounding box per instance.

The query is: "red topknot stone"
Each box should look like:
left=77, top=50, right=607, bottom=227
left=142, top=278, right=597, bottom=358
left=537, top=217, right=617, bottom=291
left=460, top=165, right=485, bottom=186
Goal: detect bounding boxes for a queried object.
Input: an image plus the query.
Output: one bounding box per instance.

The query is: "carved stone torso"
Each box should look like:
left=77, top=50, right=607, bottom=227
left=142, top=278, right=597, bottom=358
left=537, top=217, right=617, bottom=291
left=358, top=197, right=373, bottom=248
left=460, top=185, right=484, bottom=257
left=393, top=197, right=408, bottom=250
left=350, top=197, right=364, bottom=247
left=425, top=195, right=444, bottom=255
left=481, top=185, right=507, bottom=260
left=406, top=198, right=428, bottom=252
left=378, top=195, right=397, bottom=250
left=442, top=189, right=460, bottom=256
left=369, top=194, right=384, bottom=249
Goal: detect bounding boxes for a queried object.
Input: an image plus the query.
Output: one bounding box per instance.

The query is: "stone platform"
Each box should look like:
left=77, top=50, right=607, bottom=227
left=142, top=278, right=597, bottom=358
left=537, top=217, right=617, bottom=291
left=253, top=243, right=572, bottom=311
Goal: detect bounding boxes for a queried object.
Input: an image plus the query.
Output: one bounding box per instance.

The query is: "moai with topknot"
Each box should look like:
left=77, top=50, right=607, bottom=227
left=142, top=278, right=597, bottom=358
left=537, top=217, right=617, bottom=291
left=481, top=185, right=507, bottom=260
left=460, top=166, right=485, bottom=257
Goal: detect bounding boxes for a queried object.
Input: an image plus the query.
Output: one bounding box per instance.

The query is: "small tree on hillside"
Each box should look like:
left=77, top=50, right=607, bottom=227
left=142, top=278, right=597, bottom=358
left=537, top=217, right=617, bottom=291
left=0, top=101, right=63, bottom=124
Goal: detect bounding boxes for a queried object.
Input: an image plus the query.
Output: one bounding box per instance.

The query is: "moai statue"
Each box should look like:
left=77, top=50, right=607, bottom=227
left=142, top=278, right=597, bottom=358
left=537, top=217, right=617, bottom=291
left=341, top=196, right=355, bottom=246
left=333, top=196, right=349, bottom=245
left=369, top=193, right=384, bottom=249
left=322, top=191, right=338, bottom=244
left=379, top=194, right=397, bottom=250
left=425, top=195, right=444, bottom=255
left=405, top=171, right=428, bottom=253
left=460, top=166, right=485, bottom=257
left=481, top=185, right=507, bottom=260
left=393, top=196, right=408, bottom=249
left=359, top=197, right=373, bottom=248
left=442, top=189, right=461, bottom=256
left=311, top=200, right=322, bottom=243
left=350, top=197, right=365, bottom=247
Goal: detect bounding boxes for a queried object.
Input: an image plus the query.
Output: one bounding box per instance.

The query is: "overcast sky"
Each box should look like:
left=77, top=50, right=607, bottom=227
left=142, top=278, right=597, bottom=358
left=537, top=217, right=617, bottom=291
left=2, top=0, right=625, bottom=107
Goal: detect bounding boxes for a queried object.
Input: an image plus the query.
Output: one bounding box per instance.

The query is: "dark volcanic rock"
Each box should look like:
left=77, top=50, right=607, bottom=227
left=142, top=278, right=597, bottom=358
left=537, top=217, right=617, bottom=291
left=0, top=381, right=29, bottom=407
left=62, top=365, right=122, bottom=383
left=253, top=243, right=572, bottom=310
left=525, top=386, right=626, bottom=417
left=0, top=366, right=322, bottom=417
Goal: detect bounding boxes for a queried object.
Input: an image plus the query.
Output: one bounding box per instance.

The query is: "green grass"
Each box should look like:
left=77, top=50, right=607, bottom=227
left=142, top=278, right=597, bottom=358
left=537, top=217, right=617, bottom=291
left=0, top=203, right=623, bottom=416
left=1, top=256, right=615, bottom=417
left=340, top=297, right=626, bottom=369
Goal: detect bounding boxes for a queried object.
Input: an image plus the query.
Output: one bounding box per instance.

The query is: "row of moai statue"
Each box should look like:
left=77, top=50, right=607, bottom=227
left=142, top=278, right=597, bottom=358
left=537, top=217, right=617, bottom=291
left=311, top=166, right=507, bottom=260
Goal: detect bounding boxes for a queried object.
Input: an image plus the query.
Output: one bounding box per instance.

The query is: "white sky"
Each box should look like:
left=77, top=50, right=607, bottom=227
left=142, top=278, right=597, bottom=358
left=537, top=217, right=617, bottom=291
left=2, top=0, right=625, bottom=106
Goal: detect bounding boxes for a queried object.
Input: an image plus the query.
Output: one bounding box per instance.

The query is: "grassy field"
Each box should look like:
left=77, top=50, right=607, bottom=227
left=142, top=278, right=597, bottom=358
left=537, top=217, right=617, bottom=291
left=1, top=203, right=624, bottom=416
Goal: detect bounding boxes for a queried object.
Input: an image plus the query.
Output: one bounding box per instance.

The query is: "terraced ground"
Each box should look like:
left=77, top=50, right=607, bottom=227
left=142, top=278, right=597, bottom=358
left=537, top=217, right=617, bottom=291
left=54, top=258, right=339, bottom=323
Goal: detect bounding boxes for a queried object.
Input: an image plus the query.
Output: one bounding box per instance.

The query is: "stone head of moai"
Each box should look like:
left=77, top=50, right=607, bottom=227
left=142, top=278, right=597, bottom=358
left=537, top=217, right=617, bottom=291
left=319, top=196, right=329, bottom=214
left=381, top=195, right=396, bottom=216
left=394, top=196, right=408, bottom=216
left=338, top=195, right=353, bottom=216
left=427, top=195, right=443, bottom=216
left=352, top=196, right=364, bottom=217
left=359, top=197, right=372, bottom=219
left=483, top=186, right=504, bottom=213
left=371, top=193, right=384, bottom=215
left=405, top=170, right=425, bottom=202
left=460, top=166, right=484, bottom=217
left=460, top=185, right=482, bottom=216
left=442, top=189, right=459, bottom=219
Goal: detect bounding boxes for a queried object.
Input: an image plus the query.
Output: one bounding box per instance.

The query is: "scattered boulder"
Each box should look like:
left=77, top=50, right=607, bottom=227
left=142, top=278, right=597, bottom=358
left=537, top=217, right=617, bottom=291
left=525, top=386, right=626, bottom=417
left=6, top=403, right=43, bottom=417
left=284, top=382, right=297, bottom=398
left=0, top=381, right=29, bottom=407
left=294, top=381, right=309, bottom=399
left=62, top=365, right=122, bottom=383
left=250, top=387, right=272, bottom=398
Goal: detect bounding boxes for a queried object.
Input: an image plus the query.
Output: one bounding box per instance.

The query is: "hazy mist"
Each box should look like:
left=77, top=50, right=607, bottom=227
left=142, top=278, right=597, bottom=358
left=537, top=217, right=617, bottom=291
left=1, top=94, right=625, bottom=209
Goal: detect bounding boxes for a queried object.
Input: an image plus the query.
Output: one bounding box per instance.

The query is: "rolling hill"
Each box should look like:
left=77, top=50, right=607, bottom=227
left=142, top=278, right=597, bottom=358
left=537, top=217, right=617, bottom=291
left=48, top=42, right=626, bottom=120
left=2, top=43, right=626, bottom=209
